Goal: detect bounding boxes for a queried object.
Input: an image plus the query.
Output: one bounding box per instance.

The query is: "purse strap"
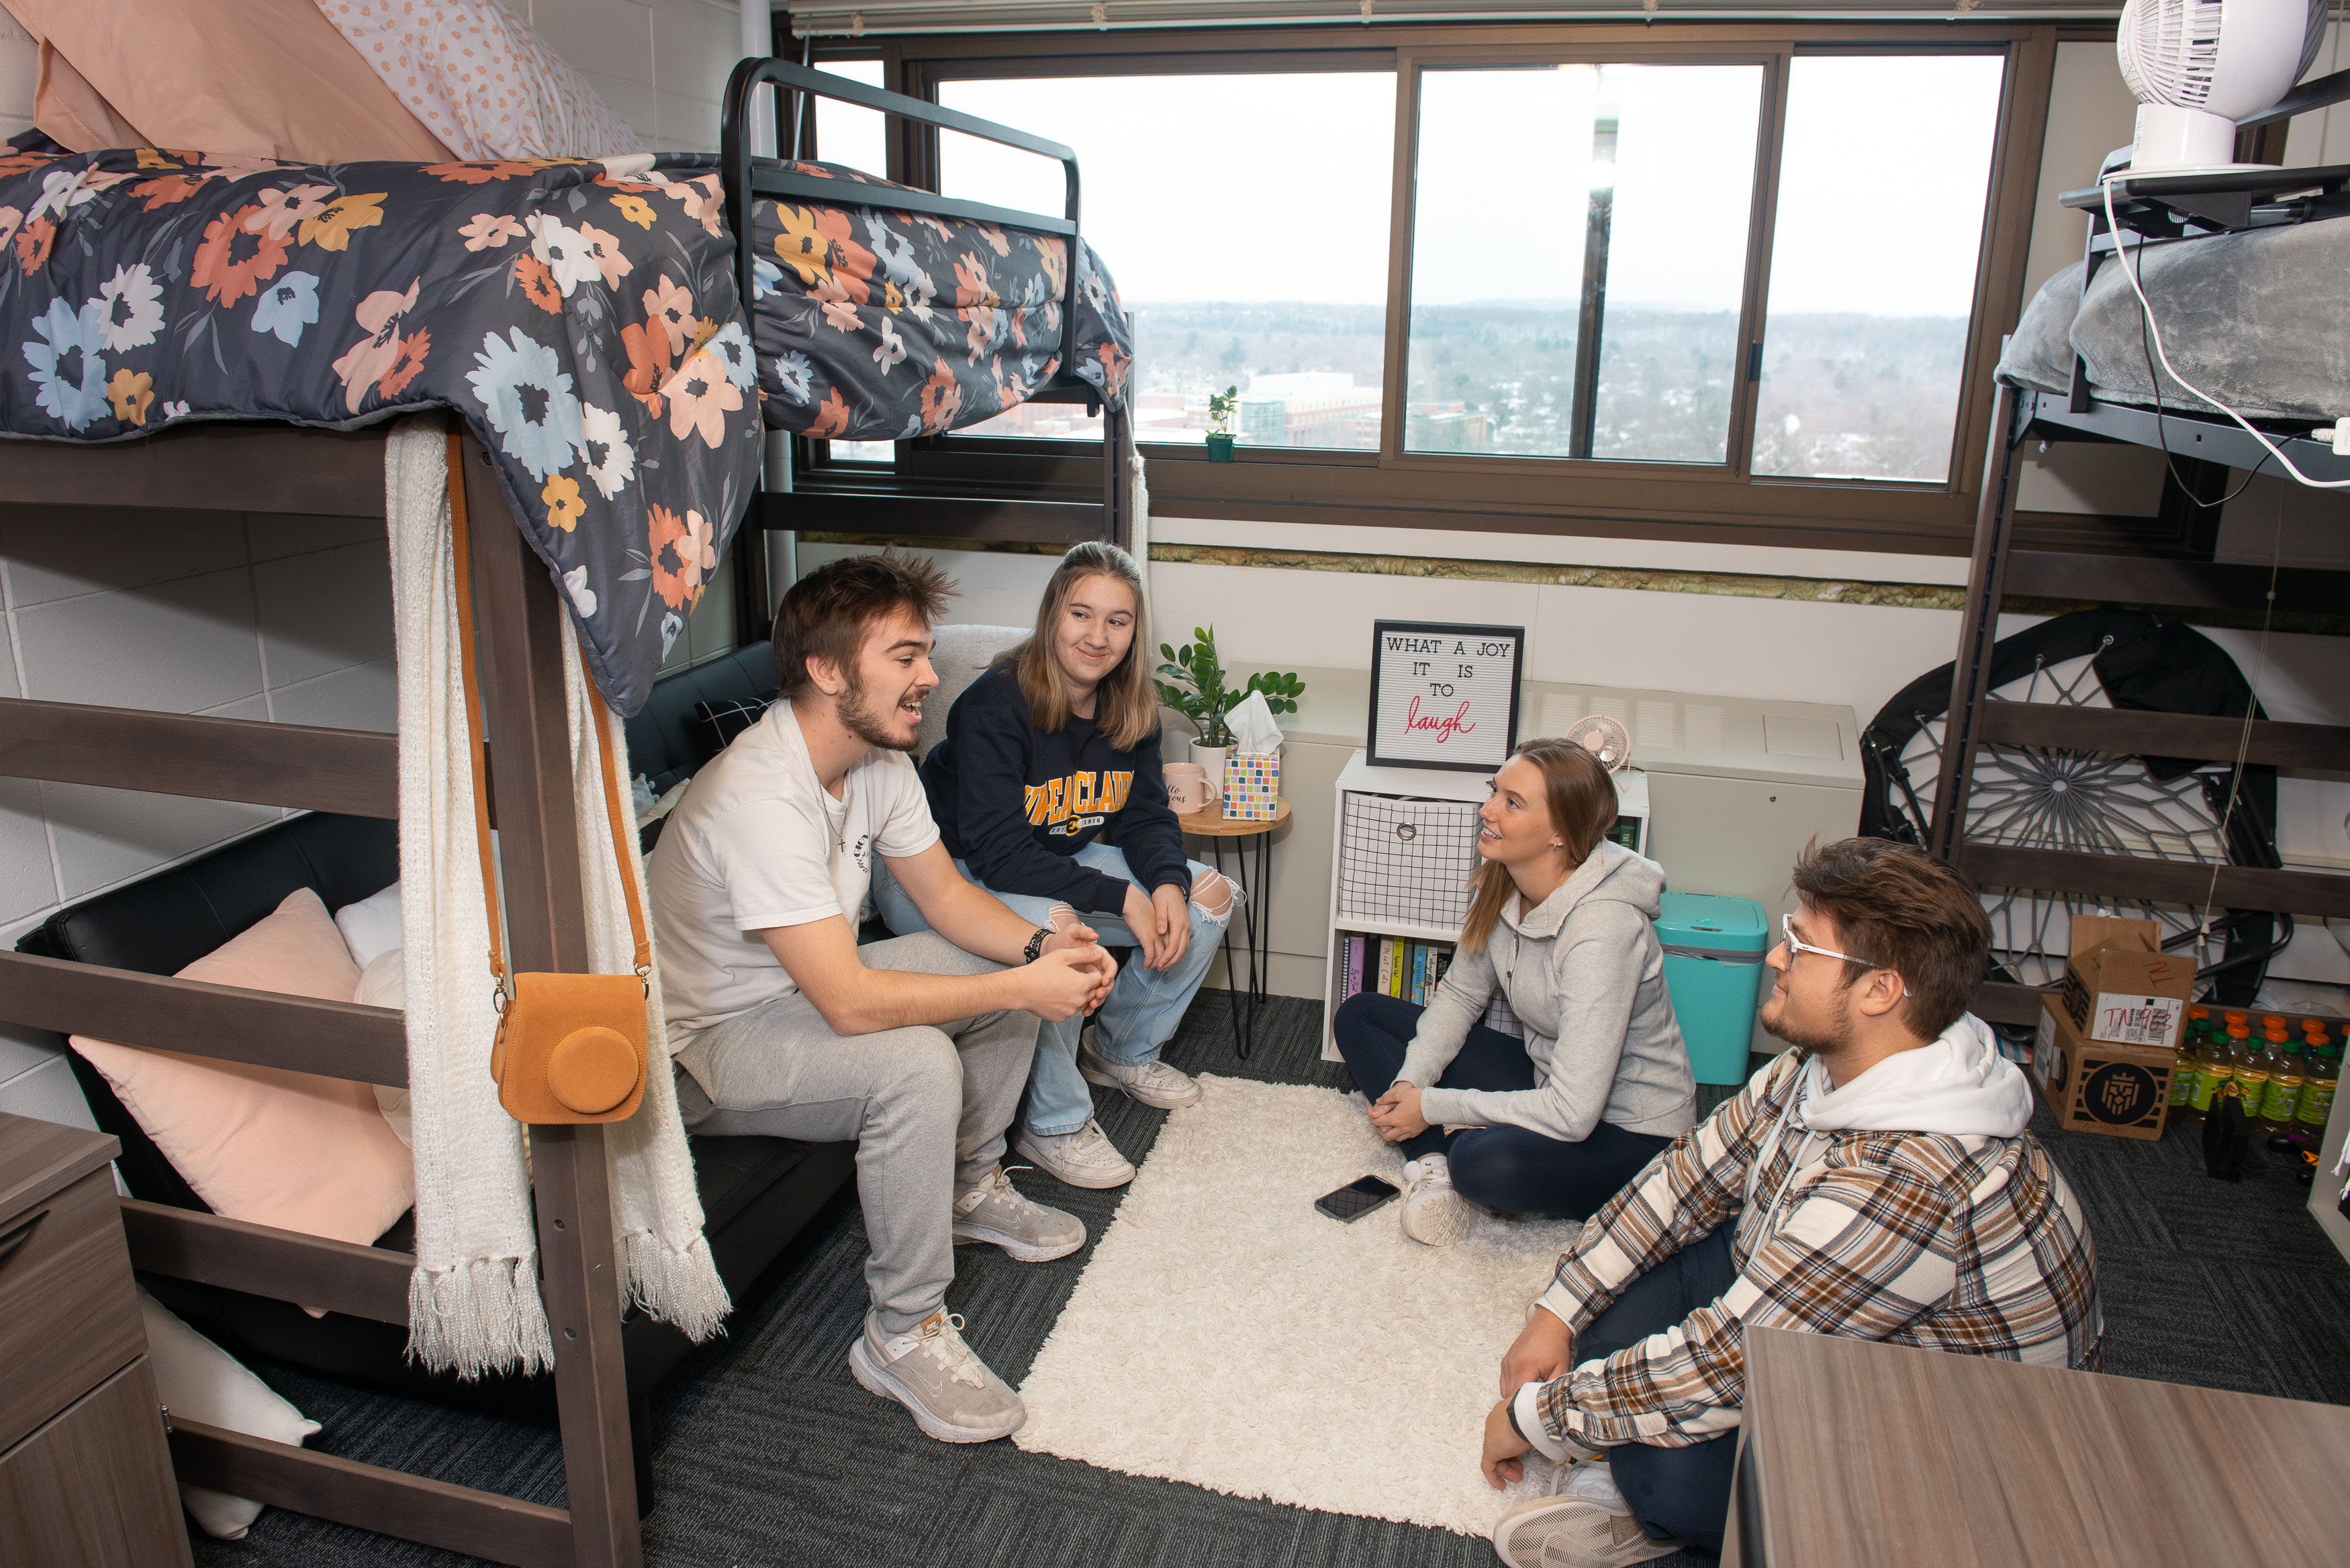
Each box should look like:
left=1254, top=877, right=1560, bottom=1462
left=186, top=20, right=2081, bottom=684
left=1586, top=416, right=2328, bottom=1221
left=445, top=431, right=651, bottom=997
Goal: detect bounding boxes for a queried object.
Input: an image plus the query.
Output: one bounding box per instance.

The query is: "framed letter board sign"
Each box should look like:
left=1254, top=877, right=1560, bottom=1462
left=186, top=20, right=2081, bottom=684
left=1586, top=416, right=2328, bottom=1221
left=1366, top=621, right=1523, bottom=773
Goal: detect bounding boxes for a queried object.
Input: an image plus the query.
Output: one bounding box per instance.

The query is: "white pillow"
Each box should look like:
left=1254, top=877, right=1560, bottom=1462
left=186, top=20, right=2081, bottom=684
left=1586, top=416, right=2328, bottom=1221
left=138, top=1288, right=321, bottom=1540
left=334, top=882, right=403, bottom=971
left=312, top=0, right=647, bottom=160
left=355, top=948, right=412, bottom=1147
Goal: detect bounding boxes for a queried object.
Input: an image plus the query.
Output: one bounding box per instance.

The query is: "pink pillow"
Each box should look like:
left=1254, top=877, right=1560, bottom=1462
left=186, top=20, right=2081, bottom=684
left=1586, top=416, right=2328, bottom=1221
left=71, top=887, right=415, bottom=1247
left=0, top=0, right=453, bottom=162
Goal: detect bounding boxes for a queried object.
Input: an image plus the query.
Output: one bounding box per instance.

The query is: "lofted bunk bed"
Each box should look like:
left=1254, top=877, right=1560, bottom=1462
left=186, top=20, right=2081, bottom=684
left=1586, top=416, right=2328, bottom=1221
left=1934, top=161, right=2350, bottom=1032
left=0, top=58, right=1135, bottom=1568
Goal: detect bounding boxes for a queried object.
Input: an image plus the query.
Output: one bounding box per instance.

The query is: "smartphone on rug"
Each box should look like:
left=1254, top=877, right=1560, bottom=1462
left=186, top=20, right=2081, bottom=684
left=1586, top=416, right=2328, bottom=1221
left=1315, top=1174, right=1402, bottom=1222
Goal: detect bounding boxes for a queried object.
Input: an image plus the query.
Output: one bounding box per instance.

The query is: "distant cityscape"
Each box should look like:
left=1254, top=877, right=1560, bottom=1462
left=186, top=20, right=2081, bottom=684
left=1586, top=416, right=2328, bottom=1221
left=937, top=300, right=1977, bottom=484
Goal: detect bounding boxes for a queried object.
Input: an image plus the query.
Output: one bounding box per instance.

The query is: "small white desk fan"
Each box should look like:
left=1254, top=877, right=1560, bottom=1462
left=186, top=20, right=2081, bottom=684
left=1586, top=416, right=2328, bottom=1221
left=1562, top=714, right=1632, bottom=773
left=2117, top=0, right=2328, bottom=173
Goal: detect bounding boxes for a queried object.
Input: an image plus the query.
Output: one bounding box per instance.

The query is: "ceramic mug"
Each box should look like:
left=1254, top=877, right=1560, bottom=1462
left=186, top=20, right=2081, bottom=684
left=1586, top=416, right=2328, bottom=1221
left=1164, top=762, right=1221, bottom=816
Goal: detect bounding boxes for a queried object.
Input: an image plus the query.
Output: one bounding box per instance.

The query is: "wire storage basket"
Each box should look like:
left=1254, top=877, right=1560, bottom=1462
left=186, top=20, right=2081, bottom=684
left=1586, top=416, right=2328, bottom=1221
left=1337, top=791, right=1483, bottom=930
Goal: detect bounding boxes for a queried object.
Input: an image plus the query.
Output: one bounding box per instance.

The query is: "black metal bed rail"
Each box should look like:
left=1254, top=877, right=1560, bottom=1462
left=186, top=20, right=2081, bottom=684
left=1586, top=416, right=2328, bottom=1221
left=719, top=58, right=1087, bottom=397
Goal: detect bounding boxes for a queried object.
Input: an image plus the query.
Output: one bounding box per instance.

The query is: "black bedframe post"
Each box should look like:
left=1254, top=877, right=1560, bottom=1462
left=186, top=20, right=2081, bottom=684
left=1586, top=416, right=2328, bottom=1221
left=460, top=437, right=643, bottom=1568
left=1100, top=400, right=1125, bottom=550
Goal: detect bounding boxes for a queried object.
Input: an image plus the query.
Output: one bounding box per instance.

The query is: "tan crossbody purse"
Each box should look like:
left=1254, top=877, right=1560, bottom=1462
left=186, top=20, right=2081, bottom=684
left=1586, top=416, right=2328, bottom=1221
left=449, top=432, right=651, bottom=1126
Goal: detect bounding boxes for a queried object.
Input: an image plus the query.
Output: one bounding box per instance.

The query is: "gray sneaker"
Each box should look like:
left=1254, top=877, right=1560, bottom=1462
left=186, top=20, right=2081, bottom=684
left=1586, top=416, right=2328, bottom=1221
left=952, top=1167, right=1086, bottom=1261
left=847, top=1310, right=1025, bottom=1444
left=1079, top=1040, right=1202, bottom=1109
left=1013, top=1118, right=1137, bottom=1189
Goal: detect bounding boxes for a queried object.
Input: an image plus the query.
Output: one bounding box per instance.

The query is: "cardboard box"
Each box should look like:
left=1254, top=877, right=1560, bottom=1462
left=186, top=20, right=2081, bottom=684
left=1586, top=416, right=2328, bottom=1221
left=2034, top=995, right=2175, bottom=1140
left=2057, top=914, right=2194, bottom=1050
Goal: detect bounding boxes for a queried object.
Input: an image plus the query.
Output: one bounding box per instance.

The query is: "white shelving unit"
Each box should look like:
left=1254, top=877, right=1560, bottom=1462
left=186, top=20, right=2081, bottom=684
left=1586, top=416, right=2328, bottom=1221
left=1320, top=750, right=1648, bottom=1059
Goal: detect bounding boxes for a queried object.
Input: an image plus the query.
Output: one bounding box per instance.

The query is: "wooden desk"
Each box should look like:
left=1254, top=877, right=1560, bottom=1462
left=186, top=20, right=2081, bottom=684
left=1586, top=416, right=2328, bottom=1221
left=1730, top=1326, right=2350, bottom=1568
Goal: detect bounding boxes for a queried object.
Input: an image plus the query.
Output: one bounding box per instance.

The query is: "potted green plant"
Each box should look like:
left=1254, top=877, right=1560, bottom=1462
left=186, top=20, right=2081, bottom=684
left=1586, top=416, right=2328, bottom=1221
left=1205, top=385, right=1239, bottom=461
left=1155, top=624, right=1305, bottom=779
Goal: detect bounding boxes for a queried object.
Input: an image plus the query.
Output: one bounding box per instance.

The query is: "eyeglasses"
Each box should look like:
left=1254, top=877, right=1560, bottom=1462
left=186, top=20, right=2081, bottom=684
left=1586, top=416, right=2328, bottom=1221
left=1781, top=913, right=1878, bottom=971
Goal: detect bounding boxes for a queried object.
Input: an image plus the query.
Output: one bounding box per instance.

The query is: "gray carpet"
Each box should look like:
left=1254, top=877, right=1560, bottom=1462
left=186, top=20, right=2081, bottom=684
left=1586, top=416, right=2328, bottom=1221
left=191, top=995, right=2350, bottom=1567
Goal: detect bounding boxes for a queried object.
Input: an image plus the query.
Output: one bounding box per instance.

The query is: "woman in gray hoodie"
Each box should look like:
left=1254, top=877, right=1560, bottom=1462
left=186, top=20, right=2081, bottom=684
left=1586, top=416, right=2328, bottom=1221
left=1333, top=737, right=1697, bottom=1246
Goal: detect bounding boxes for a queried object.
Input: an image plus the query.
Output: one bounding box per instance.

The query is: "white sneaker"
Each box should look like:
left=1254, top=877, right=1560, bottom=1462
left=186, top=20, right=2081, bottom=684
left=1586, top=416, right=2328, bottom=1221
left=1078, top=1040, right=1201, bottom=1109
left=951, top=1167, right=1086, bottom=1261
left=1013, top=1118, right=1137, bottom=1189
left=847, top=1310, right=1025, bottom=1444
left=1400, top=1153, right=1473, bottom=1247
left=1491, top=1460, right=1681, bottom=1567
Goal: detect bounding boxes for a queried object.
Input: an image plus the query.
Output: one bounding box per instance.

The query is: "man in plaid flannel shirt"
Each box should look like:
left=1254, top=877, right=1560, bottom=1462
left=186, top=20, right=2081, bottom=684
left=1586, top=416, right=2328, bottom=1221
left=1478, top=838, right=2102, bottom=1567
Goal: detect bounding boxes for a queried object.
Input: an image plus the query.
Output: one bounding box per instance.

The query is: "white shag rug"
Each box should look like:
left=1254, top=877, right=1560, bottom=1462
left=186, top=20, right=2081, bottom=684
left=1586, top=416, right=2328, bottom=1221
left=1015, top=1074, right=1578, bottom=1536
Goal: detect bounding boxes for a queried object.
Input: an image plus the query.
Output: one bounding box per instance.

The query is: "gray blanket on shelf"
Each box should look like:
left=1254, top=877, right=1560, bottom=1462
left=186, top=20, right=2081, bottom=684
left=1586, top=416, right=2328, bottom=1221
left=1998, top=216, right=2350, bottom=423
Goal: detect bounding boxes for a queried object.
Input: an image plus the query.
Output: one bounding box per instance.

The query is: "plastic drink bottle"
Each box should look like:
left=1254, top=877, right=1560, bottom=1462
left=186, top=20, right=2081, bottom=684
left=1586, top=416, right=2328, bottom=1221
left=2169, top=1021, right=2206, bottom=1127
left=2258, top=1036, right=2304, bottom=1138
left=2231, top=1025, right=2269, bottom=1133
left=2194, top=1028, right=2239, bottom=1130
left=2298, top=1046, right=2339, bottom=1137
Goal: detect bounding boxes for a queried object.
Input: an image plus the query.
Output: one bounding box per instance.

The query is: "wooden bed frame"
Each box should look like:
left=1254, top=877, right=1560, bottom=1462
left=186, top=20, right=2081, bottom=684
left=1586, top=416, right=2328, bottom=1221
left=0, top=422, right=645, bottom=1567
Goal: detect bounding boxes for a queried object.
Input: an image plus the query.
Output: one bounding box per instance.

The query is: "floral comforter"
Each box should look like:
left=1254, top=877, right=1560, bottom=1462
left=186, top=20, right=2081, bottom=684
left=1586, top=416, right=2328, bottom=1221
left=0, top=143, right=759, bottom=717
left=746, top=160, right=1131, bottom=440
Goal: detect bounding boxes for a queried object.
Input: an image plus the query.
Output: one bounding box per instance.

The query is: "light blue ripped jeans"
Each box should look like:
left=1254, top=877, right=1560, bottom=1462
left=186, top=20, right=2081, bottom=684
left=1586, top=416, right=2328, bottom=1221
left=870, top=842, right=1233, bottom=1137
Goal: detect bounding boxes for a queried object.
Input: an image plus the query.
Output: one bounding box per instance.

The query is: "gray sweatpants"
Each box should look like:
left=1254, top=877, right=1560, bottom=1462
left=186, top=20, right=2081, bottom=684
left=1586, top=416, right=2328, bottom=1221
left=671, top=932, right=1038, bottom=1334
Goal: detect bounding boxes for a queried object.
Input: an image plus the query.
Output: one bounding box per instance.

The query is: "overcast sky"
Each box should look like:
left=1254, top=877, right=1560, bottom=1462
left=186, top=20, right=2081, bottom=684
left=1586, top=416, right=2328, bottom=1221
left=813, top=53, right=2007, bottom=320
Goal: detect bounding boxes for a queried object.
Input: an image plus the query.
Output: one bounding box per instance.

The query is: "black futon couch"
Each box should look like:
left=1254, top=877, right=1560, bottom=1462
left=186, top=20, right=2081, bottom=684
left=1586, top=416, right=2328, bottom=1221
left=20, top=642, right=835, bottom=1509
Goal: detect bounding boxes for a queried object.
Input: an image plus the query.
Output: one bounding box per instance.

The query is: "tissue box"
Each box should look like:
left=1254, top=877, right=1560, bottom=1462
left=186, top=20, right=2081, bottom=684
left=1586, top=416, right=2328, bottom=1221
left=1222, top=752, right=1281, bottom=821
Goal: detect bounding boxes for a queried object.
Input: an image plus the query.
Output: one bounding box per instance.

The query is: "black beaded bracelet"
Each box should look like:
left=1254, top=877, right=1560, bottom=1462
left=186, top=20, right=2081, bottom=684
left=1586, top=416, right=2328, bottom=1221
left=1023, top=926, right=1051, bottom=965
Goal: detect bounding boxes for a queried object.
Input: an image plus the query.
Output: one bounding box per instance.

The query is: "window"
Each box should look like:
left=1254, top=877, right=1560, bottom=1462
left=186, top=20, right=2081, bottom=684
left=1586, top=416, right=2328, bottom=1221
left=1750, top=55, right=2008, bottom=482
left=1406, top=62, right=1761, bottom=463
left=808, top=23, right=2051, bottom=552
left=933, top=72, right=1397, bottom=449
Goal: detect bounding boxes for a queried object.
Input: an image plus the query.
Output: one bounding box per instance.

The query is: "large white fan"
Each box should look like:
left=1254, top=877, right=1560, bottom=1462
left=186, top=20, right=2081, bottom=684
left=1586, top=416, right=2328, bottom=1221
left=2118, top=0, right=2328, bottom=173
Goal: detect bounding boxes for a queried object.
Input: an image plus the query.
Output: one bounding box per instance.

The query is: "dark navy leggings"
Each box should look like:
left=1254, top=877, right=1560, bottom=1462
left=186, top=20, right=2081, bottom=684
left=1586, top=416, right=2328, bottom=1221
left=1331, top=991, right=1672, bottom=1223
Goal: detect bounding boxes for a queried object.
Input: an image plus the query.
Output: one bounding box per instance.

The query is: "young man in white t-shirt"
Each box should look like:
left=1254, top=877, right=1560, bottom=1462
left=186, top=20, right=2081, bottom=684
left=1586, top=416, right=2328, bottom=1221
left=649, top=552, right=1117, bottom=1445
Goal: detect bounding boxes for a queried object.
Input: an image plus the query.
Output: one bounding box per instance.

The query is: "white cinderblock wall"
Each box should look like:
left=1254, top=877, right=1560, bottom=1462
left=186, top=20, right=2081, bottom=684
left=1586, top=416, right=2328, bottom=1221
left=520, top=0, right=754, bottom=154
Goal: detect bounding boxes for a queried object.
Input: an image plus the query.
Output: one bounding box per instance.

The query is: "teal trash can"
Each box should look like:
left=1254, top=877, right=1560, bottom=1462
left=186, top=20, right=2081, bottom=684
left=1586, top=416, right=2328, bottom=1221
left=1656, top=892, right=1770, bottom=1085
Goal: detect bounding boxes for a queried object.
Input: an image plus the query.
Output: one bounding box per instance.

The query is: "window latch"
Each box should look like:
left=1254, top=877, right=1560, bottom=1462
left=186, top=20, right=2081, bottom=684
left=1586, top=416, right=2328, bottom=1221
left=1746, top=342, right=1763, bottom=382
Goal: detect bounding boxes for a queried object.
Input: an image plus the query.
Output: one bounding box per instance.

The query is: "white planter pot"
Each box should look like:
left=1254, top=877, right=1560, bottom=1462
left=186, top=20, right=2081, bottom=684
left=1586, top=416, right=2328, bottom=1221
left=1190, top=742, right=1228, bottom=781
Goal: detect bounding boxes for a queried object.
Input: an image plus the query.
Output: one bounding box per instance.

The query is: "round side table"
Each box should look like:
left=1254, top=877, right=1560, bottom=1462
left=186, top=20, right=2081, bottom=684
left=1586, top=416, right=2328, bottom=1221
left=1176, top=797, right=1290, bottom=1059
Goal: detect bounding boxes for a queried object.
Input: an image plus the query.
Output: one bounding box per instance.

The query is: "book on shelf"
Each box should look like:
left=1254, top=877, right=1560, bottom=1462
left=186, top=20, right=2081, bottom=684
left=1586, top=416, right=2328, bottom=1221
left=1335, top=932, right=1464, bottom=1010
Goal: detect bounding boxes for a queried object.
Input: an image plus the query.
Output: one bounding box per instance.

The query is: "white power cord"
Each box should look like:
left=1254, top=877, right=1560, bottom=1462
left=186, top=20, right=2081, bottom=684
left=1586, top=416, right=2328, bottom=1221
left=2102, top=179, right=2350, bottom=487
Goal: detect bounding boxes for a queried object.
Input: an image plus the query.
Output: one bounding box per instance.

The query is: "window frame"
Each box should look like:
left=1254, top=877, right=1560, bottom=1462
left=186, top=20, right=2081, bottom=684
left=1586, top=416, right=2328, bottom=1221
left=794, top=20, right=2063, bottom=558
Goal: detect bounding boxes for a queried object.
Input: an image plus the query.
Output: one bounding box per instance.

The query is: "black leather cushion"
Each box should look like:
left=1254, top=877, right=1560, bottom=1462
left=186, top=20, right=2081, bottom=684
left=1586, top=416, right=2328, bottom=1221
left=19, top=812, right=396, bottom=979
left=687, top=693, right=773, bottom=761
left=622, top=643, right=779, bottom=797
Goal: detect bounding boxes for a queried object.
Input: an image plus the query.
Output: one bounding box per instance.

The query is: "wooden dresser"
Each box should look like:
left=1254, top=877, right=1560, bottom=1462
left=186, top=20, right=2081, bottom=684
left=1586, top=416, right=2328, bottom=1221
left=0, top=1112, right=191, bottom=1567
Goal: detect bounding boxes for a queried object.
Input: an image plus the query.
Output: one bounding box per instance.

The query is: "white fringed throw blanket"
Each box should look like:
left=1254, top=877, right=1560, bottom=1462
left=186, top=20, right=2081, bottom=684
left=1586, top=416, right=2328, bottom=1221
left=385, top=421, right=726, bottom=1377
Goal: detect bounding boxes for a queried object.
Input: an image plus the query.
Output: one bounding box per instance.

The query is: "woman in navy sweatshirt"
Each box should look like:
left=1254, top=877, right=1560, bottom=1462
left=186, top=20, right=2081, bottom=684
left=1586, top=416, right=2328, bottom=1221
left=872, top=542, right=1233, bottom=1191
